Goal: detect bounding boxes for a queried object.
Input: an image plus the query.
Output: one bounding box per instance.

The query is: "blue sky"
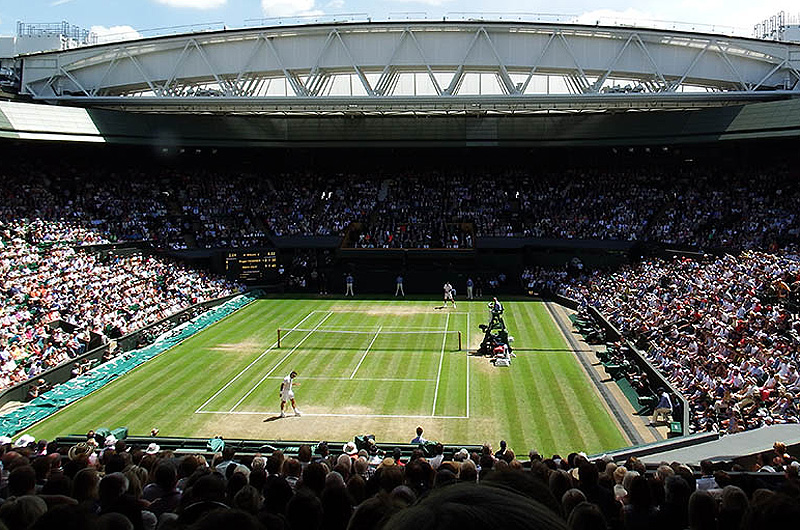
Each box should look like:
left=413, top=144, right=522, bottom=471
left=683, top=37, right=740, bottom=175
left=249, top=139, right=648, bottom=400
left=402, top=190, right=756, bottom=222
left=0, top=0, right=796, bottom=41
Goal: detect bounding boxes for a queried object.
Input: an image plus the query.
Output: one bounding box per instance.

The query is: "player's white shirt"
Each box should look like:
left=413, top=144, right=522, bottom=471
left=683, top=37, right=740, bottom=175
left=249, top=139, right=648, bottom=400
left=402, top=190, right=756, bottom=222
left=281, top=374, right=294, bottom=400
left=443, top=283, right=454, bottom=300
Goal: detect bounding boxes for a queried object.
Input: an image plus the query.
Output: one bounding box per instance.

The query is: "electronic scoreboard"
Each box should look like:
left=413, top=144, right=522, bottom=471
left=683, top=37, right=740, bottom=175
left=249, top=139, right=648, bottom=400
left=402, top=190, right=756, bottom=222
left=224, top=250, right=278, bottom=282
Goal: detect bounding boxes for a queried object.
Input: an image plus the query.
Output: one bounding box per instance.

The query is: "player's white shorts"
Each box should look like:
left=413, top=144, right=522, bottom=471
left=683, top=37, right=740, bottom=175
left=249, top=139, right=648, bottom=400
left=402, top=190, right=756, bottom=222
left=281, top=391, right=294, bottom=402
left=444, top=293, right=454, bottom=301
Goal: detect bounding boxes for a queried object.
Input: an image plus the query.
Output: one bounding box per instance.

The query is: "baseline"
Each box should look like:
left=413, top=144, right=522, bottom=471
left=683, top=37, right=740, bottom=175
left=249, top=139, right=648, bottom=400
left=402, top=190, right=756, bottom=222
left=197, top=410, right=468, bottom=419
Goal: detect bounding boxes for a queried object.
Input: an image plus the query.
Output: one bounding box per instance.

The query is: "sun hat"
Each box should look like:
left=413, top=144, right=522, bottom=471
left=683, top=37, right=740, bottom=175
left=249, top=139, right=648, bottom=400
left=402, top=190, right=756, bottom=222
left=14, top=434, right=34, bottom=448
left=343, top=442, right=358, bottom=455
left=145, top=442, right=160, bottom=454
left=68, top=442, right=93, bottom=461
left=104, top=434, right=118, bottom=448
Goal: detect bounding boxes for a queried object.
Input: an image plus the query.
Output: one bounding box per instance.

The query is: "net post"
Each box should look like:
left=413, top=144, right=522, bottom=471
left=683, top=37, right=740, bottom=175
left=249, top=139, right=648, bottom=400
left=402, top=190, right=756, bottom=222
left=458, top=331, right=462, bottom=351
left=277, top=329, right=281, bottom=348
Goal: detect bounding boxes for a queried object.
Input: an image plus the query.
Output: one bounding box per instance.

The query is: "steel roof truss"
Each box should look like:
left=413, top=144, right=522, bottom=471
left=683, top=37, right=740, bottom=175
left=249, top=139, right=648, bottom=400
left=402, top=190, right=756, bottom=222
left=478, top=27, right=517, bottom=95
left=556, top=32, right=589, bottom=93
left=593, top=33, right=635, bottom=93
left=714, top=41, right=749, bottom=91
left=444, top=28, right=483, bottom=96
left=408, top=30, right=443, bottom=96
left=520, top=32, right=556, bottom=94
left=162, top=40, right=193, bottom=97
left=752, top=60, right=786, bottom=91
left=59, top=66, right=91, bottom=96
left=123, top=50, right=158, bottom=96
left=333, top=31, right=374, bottom=96
left=373, top=28, right=408, bottom=96
left=232, top=34, right=269, bottom=96
left=670, top=41, right=711, bottom=91
left=263, top=36, right=308, bottom=96
left=631, top=34, right=669, bottom=91
left=305, top=30, right=337, bottom=96
left=189, top=39, right=230, bottom=96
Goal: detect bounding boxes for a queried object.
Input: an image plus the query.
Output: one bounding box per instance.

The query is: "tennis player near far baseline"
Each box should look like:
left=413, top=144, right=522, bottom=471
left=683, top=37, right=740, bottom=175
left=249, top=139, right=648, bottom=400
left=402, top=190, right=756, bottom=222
left=280, top=370, right=301, bottom=418
left=444, top=282, right=456, bottom=308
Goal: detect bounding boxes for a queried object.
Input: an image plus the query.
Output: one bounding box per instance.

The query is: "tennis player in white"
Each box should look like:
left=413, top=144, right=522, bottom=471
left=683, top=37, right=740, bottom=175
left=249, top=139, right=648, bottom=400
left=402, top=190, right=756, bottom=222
left=444, top=282, right=456, bottom=308
left=280, top=370, right=301, bottom=417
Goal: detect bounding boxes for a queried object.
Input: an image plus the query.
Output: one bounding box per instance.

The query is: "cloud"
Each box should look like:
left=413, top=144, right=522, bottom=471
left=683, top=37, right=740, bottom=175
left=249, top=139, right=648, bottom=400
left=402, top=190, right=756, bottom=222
left=326, top=0, right=344, bottom=8
left=261, top=0, right=321, bottom=17
left=50, top=0, right=75, bottom=6
left=90, top=25, right=144, bottom=44
left=154, top=0, right=226, bottom=9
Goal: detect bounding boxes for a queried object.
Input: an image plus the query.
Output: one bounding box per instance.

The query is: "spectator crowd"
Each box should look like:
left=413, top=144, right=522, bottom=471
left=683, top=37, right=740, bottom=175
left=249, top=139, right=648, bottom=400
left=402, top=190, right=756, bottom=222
left=555, top=250, right=800, bottom=434
left=0, top=220, right=240, bottom=392
left=0, top=431, right=797, bottom=530
left=2, top=161, right=799, bottom=250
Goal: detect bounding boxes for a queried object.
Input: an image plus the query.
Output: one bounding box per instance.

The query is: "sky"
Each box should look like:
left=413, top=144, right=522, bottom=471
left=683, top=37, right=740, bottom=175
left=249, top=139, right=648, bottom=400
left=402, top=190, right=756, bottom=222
left=0, top=0, right=798, bottom=42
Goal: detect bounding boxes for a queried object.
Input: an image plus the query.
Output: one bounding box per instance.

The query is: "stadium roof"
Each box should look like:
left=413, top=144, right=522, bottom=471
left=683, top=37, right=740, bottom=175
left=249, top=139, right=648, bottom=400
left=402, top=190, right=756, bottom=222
left=14, top=20, right=800, bottom=115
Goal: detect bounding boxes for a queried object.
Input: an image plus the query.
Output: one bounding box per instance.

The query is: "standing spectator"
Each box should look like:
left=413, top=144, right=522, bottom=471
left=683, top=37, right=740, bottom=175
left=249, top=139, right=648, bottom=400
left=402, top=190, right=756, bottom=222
left=395, top=275, right=405, bottom=297
left=651, top=391, right=673, bottom=426
left=345, top=274, right=354, bottom=297
left=410, top=426, right=425, bottom=444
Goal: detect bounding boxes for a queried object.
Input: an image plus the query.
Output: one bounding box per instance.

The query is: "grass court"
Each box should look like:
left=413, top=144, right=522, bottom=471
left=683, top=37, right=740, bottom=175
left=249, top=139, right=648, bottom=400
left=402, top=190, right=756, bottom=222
left=25, top=298, right=628, bottom=455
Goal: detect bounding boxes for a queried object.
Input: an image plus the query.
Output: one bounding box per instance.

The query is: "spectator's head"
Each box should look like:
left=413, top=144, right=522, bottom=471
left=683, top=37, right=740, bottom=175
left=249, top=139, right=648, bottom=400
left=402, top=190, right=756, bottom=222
left=8, top=465, right=37, bottom=497
left=688, top=490, right=717, bottom=530
left=567, top=501, right=606, bottom=530
left=0, top=495, right=48, bottom=530
left=562, top=488, right=586, bottom=519
left=383, top=482, right=568, bottom=530
left=286, top=489, right=322, bottom=530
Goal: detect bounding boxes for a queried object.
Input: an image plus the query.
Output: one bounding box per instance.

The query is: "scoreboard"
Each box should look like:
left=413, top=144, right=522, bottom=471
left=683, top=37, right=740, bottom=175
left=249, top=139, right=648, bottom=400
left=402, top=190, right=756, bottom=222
left=224, top=250, right=278, bottom=282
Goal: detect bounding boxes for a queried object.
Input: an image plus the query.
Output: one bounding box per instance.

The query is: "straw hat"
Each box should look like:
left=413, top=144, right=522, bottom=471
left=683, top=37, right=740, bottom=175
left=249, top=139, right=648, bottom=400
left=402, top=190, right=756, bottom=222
left=68, top=442, right=93, bottom=461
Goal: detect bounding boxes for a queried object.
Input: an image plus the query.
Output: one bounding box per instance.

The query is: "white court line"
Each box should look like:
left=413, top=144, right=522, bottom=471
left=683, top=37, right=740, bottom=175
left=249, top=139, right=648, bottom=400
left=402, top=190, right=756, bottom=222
left=317, top=326, right=444, bottom=330
left=228, top=311, right=333, bottom=412
left=431, top=312, right=450, bottom=416
left=245, top=376, right=435, bottom=382
left=466, top=312, right=471, bottom=419
left=194, top=310, right=317, bottom=413
left=350, top=326, right=382, bottom=379
left=316, top=310, right=468, bottom=315
left=197, top=410, right=468, bottom=419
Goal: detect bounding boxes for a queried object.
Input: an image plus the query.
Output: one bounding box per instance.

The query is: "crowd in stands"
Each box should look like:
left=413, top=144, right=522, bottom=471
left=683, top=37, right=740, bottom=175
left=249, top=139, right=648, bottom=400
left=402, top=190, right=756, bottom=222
left=0, top=431, right=797, bottom=530
left=555, top=250, right=800, bottom=434
left=2, top=161, right=799, bottom=250
left=0, top=220, right=240, bottom=392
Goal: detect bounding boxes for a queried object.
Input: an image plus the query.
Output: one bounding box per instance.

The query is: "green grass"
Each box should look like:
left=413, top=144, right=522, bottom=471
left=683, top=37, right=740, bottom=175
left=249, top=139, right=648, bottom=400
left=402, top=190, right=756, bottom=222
left=25, top=298, right=627, bottom=456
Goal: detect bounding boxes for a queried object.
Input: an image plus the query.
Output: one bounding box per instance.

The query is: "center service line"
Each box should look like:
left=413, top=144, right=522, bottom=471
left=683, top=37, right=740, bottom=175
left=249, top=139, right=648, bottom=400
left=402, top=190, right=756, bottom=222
left=195, top=309, right=317, bottom=413
left=228, top=311, right=333, bottom=413
left=431, top=312, right=450, bottom=416
left=350, top=325, right=382, bottom=379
